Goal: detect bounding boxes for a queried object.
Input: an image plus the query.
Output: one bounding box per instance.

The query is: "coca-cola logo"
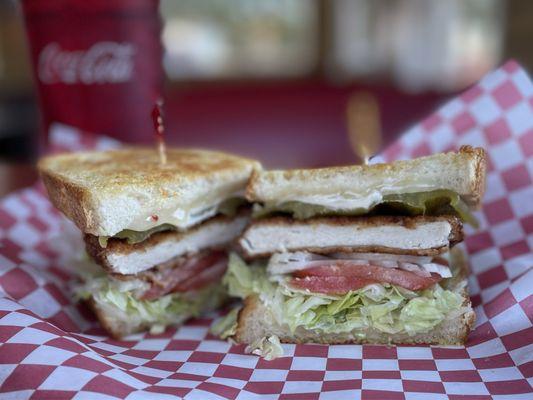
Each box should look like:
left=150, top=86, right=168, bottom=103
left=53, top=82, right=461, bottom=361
left=38, top=42, right=136, bottom=85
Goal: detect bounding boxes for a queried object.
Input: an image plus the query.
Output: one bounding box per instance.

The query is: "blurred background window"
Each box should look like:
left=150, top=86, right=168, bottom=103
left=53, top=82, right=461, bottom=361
left=161, top=0, right=320, bottom=80
left=328, top=0, right=506, bottom=91
left=160, top=0, right=508, bottom=92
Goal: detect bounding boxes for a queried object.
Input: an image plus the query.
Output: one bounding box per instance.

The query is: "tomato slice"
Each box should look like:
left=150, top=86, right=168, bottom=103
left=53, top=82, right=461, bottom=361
left=292, top=261, right=441, bottom=292
left=290, top=275, right=377, bottom=295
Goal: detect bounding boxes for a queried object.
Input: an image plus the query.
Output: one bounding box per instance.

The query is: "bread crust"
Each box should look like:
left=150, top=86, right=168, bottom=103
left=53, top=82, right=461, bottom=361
left=40, top=171, right=95, bottom=237
left=38, top=148, right=261, bottom=236
left=238, top=215, right=464, bottom=259
left=247, top=146, right=486, bottom=209
left=233, top=248, right=475, bottom=346
left=464, top=146, right=487, bottom=209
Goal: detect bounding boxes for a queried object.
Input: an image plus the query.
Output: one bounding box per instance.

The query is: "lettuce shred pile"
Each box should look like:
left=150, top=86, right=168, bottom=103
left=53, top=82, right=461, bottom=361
left=76, top=275, right=225, bottom=330
left=211, top=307, right=240, bottom=340
left=245, top=335, right=284, bottom=361
left=223, top=253, right=465, bottom=337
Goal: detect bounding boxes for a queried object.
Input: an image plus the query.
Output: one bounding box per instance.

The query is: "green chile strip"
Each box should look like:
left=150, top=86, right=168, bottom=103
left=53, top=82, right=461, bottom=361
left=253, top=189, right=478, bottom=226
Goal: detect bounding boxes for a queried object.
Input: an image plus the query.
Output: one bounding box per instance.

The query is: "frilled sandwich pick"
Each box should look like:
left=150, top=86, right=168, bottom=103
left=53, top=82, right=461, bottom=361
left=39, top=148, right=261, bottom=338
left=215, top=146, right=485, bottom=356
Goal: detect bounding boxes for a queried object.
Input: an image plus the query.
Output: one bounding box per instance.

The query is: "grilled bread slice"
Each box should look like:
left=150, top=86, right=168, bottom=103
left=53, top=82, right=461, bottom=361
left=247, top=146, right=485, bottom=210
left=39, top=148, right=261, bottom=237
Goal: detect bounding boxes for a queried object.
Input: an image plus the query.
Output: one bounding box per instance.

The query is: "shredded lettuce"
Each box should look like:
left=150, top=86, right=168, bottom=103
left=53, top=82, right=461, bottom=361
left=223, top=253, right=274, bottom=298
left=76, top=276, right=226, bottom=329
left=253, top=189, right=477, bottom=226
left=224, top=253, right=464, bottom=337
left=399, top=286, right=463, bottom=335
left=210, top=307, right=240, bottom=340
left=245, top=335, right=284, bottom=360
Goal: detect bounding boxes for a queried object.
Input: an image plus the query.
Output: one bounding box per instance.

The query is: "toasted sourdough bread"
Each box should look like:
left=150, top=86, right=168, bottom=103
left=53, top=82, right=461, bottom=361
left=247, top=146, right=486, bottom=209
left=38, top=148, right=261, bottom=237
left=239, top=215, right=463, bottom=258
left=232, top=247, right=475, bottom=346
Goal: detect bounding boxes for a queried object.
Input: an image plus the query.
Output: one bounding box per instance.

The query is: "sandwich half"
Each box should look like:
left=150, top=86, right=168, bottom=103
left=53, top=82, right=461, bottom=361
left=215, top=146, right=485, bottom=353
left=39, top=147, right=261, bottom=338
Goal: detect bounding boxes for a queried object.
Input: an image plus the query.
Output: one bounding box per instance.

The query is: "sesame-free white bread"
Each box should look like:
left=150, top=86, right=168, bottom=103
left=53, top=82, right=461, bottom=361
left=247, top=146, right=485, bottom=208
left=232, top=247, right=475, bottom=346
left=38, top=148, right=261, bottom=236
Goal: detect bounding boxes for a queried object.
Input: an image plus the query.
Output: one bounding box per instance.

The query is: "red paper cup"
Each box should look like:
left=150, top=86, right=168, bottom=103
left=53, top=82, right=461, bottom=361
left=21, top=0, right=163, bottom=149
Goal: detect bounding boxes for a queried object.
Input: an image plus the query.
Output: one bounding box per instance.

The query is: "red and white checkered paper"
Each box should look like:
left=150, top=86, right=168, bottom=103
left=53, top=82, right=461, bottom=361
left=1, top=60, right=532, bottom=399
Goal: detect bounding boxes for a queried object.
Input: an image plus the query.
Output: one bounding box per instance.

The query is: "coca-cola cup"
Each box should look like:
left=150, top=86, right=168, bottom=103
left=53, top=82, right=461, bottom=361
left=21, top=0, right=163, bottom=149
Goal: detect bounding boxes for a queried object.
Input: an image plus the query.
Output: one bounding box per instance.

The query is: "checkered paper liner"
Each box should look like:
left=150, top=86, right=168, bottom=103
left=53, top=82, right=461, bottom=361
left=0, top=60, right=532, bottom=400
